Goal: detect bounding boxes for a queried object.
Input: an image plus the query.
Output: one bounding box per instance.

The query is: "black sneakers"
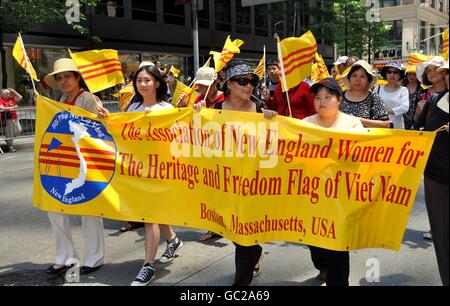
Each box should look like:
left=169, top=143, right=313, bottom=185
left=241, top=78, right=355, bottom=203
left=159, top=236, right=183, bottom=264
left=131, top=263, right=155, bottom=286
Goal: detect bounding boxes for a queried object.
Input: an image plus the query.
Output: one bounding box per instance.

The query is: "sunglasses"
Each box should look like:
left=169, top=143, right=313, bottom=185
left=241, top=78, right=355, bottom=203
left=232, top=77, right=259, bottom=87
left=386, top=69, right=399, bottom=75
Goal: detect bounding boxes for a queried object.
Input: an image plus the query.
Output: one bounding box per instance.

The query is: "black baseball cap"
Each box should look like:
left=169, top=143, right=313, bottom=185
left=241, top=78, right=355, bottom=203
left=310, top=78, right=343, bottom=97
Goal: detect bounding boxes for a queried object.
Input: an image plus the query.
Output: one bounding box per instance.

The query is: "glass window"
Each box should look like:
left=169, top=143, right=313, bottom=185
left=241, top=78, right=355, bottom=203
left=439, top=0, right=444, bottom=12
left=95, top=0, right=124, bottom=17
left=197, top=0, right=210, bottom=28
left=420, top=21, right=426, bottom=51
left=430, top=0, right=436, bottom=8
left=254, top=4, right=268, bottom=37
left=131, top=0, right=157, bottom=21
left=236, top=0, right=251, bottom=34
left=379, top=0, right=399, bottom=7
left=163, top=1, right=185, bottom=25
left=215, top=1, right=231, bottom=32
left=430, top=24, right=436, bottom=54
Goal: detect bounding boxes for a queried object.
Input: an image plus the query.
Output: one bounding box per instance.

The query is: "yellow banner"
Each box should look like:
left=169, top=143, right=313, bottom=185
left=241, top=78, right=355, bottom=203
left=70, top=49, right=125, bottom=93
left=33, top=95, right=437, bottom=251
left=12, top=34, right=39, bottom=81
left=310, top=53, right=330, bottom=83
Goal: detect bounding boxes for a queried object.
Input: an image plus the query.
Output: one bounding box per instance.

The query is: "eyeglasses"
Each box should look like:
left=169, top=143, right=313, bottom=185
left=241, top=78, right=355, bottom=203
left=386, top=69, right=399, bottom=75
left=232, top=77, right=259, bottom=87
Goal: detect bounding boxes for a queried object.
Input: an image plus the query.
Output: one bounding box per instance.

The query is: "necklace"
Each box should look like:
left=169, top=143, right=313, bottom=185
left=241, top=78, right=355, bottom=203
left=346, top=90, right=368, bottom=102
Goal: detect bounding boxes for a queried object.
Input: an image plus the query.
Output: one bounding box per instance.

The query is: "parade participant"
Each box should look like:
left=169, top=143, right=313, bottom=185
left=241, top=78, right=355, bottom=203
left=264, top=59, right=280, bottom=97
left=416, top=60, right=449, bottom=286
left=260, top=67, right=315, bottom=120
left=42, top=58, right=105, bottom=275
left=402, top=65, right=424, bottom=130
left=0, top=88, right=22, bottom=152
left=304, top=78, right=364, bottom=286
left=340, top=60, right=391, bottom=128
left=333, top=56, right=348, bottom=74
left=194, top=60, right=276, bottom=285
left=177, top=67, right=225, bottom=109
left=377, top=60, right=409, bottom=129
left=97, top=63, right=183, bottom=286
left=345, top=56, right=359, bottom=68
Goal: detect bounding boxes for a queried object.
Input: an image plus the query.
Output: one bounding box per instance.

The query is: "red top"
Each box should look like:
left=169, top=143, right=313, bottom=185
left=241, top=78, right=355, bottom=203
left=0, top=97, right=18, bottom=126
left=195, top=92, right=226, bottom=108
left=265, top=81, right=316, bottom=119
left=63, top=90, right=85, bottom=106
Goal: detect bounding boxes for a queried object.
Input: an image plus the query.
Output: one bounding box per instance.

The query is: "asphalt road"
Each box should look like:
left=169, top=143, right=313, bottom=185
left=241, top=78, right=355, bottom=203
left=0, top=138, right=442, bottom=286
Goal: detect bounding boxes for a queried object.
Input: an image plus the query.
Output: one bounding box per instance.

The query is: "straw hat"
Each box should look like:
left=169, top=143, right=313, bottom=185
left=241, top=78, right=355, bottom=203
left=193, top=67, right=216, bottom=87
left=43, top=58, right=79, bottom=89
left=342, top=60, right=378, bottom=88
left=416, top=56, right=445, bottom=84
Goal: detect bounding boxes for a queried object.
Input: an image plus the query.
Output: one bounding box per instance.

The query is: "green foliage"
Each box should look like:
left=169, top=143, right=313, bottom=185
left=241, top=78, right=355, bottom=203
left=0, top=0, right=99, bottom=34
left=333, top=0, right=391, bottom=59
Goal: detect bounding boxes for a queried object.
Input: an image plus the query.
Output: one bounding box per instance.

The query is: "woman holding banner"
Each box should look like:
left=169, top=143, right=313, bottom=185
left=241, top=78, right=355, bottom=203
left=196, top=60, right=276, bottom=285
left=42, top=58, right=105, bottom=276
left=97, top=63, right=183, bottom=286
left=303, top=78, right=364, bottom=286
left=415, top=59, right=448, bottom=286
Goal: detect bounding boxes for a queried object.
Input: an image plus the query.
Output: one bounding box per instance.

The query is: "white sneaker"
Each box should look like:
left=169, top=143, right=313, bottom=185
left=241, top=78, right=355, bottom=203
left=130, top=263, right=155, bottom=286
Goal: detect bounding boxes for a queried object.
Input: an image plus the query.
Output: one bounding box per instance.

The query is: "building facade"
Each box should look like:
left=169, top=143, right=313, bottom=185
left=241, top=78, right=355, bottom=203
left=375, top=0, right=448, bottom=66
left=1, top=0, right=333, bottom=104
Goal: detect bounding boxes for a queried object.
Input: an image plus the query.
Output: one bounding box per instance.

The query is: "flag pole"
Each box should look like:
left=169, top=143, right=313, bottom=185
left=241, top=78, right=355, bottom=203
left=276, top=34, right=293, bottom=118
left=18, top=33, right=37, bottom=94
left=263, top=45, right=266, bottom=85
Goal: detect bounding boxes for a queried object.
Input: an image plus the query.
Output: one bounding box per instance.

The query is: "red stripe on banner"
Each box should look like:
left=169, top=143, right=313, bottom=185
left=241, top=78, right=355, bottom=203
left=20, top=56, right=26, bottom=66
left=40, top=152, right=115, bottom=164
left=39, top=159, right=115, bottom=171
left=77, top=58, right=120, bottom=69
left=83, top=68, right=123, bottom=80
left=80, top=63, right=122, bottom=75
left=282, top=44, right=317, bottom=63
left=41, top=144, right=115, bottom=156
left=283, top=52, right=316, bottom=72
left=284, top=57, right=315, bottom=76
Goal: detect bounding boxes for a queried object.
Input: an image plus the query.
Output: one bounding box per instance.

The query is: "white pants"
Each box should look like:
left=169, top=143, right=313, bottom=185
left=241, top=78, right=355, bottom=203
left=48, top=212, right=105, bottom=267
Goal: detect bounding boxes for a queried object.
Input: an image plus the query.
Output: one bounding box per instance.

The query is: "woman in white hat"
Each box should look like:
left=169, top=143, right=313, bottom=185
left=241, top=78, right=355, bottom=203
left=414, top=56, right=447, bottom=124
left=340, top=60, right=391, bottom=128
left=376, top=60, right=409, bottom=129
left=176, top=67, right=225, bottom=109
left=416, top=60, right=448, bottom=286
left=43, top=58, right=105, bottom=276
left=402, top=65, right=425, bottom=130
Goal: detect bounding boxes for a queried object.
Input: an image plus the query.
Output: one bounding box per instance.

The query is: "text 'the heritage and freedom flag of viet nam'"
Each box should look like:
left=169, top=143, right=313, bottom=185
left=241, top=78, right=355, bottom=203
left=12, top=34, right=39, bottom=81
left=278, top=31, right=317, bottom=92
left=210, top=36, right=244, bottom=73
left=70, top=49, right=125, bottom=93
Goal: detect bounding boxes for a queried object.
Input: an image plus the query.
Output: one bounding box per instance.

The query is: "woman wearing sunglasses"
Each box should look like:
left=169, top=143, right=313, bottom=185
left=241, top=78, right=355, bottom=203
left=376, top=61, right=409, bottom=129
left=195, top=60, right=275, bottom=285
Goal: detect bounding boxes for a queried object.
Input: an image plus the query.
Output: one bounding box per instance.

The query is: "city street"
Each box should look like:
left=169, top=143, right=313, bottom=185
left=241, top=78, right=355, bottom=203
left=0, top=138, right=442, bottom=286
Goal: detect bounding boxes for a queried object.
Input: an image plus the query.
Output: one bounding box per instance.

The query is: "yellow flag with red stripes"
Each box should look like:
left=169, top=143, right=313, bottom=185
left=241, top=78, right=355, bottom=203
left=112, top=83, right=135, bottom=112
left=408, top=53, right=432, bottom=66
left=169, top=66, right=180, bottom=78
left=12, top=34, right=39, bottom=81
left=254, top=56, right=265, bottom=78
left=210, top=36, right=244, bottom=73
left=70, top=49, right=125, bottom=93
left=310, top=53, right=330, bottom=83
left=441, top=28, right=448, bottom=60
left=334, top=66, right=349, bottom=91
left=278, top=31, right=317, bottom=92
left=172, top=80, right=199, bottom=107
